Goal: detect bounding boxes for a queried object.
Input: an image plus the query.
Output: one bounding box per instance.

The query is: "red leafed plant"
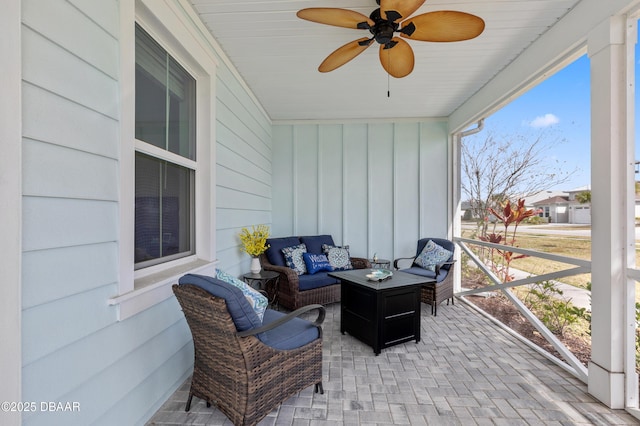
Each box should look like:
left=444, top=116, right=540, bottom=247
left=480, top=199, right=540, bottom=282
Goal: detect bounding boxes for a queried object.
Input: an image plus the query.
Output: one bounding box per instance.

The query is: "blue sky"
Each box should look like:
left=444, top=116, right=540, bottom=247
left=476, top=54, right=592, bottom=192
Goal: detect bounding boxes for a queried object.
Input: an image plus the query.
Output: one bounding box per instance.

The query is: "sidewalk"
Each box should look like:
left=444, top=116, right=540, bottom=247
left=510, top=267, right=591, bottom=311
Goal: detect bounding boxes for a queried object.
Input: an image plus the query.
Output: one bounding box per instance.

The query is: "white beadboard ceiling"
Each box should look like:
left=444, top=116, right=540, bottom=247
left=188, top=0, right=580, bottom=121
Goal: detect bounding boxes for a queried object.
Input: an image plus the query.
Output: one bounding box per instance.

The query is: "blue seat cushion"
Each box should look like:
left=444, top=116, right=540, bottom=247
left=400, top=266, right=449, bottom=283
left=265, top=236, right=301, bottom=266
left=259, top=309, right=320, bottom=350
left=300, top=235, right=335, bottom=255
left=298, top=272, right=338, bottom=291
left=178, top=274, right=263, bottom=333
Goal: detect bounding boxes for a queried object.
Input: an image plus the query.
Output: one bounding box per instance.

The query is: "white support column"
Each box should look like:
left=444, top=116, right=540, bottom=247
left=452, top=132, right=464, bottom=294
left=0, top=1, right=21, bottom=425
left=587, top=15, right=635, bottom=409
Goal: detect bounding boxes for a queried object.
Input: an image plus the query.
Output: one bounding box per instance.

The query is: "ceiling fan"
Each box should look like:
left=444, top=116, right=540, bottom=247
left=297, top=0, right=485, bottom=78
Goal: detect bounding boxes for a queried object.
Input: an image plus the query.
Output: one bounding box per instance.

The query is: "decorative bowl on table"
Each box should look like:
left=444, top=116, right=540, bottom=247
left=365, top=269, right=393, bottom=282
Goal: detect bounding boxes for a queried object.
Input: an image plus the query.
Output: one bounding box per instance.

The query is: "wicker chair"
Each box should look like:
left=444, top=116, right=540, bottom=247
left=259, top=235, right=370, bottom=311
left=393, top=238, right=456, bottom=316
left=173, top=275, right=325, bottom=426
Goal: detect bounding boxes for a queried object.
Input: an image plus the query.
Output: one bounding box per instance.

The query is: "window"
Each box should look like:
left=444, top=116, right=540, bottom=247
left=134, top=24, right=195, bottom=269
left=539, top=206, right=550, bottom=218
left=111, top=1, right=217, bottom=320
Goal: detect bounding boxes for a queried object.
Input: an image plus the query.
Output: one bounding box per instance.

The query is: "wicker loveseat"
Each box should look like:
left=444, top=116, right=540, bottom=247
left=259, top=234, right=370, bottom=310
left=173, top=273, right=325, bottom=426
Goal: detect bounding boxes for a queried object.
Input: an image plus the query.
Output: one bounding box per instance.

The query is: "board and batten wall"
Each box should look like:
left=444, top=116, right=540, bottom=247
left=18, top=0, right=272, bottom=425
left=272, top=121, right=451, bottom=263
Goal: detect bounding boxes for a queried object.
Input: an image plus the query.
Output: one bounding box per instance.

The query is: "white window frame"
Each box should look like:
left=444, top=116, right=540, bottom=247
left=109, top=0, right=218, bottom=320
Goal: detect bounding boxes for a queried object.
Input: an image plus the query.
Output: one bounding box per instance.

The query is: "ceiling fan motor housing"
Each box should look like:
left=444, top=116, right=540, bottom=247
left=369, top=8, right=399, bottom=45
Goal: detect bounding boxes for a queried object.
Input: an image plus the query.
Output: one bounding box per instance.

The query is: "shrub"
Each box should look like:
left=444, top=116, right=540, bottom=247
left=522, top=280, right=585, bottom=336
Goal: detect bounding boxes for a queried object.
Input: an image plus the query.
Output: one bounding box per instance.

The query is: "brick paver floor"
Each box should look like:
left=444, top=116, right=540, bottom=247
left=147, top=300, right=639, bottom=425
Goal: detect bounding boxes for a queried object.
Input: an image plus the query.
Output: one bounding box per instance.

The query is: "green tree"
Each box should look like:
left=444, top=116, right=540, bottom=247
left=575, top=191, right=591, bottom=204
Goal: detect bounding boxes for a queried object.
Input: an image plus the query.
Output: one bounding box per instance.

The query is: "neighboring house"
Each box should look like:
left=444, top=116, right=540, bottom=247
left=533, top=195, right=570, bottom=223
left=567, top=185, right=593, bottom=224
left=531, top=186, right=592, bottom=224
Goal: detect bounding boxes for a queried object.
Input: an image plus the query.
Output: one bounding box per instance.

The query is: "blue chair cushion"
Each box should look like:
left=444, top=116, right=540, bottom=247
left=298, top=272, right=338, bottom=291
left=265, top=236, right=301, bottom=266
left=300, top=235, right=335, bottom=255
left=259, top=309, right=320, bottom=350
left=400, top=266, right=449, bottom=283
left=178, top=274, right=263, bottom=333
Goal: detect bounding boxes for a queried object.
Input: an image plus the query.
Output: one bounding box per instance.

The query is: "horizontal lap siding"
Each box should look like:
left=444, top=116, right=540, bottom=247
left=272, top=121, right=449, bottom=262
left=215, top=65, right=272, bottom=276
left=20, top=1, right=193, bottom=424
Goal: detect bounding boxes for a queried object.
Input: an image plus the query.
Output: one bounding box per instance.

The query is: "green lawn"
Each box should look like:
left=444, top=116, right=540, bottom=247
left=461, top=229, right=640, bottom=290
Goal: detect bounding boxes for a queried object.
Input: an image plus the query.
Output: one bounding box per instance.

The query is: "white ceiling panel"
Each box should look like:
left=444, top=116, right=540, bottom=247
left=189, top=0, right=581, bottom=120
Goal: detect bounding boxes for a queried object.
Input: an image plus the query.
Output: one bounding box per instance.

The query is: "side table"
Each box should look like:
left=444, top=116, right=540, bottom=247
left=369, top=258, right=391, bottom=269
left=242, top=270, right=280, bottom=309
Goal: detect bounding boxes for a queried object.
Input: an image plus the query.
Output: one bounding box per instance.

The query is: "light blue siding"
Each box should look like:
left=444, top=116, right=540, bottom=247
left=20, top=0, right=272, bottom=425
left=215, top=112, right=273, bottom=270
left=22, top=139, right=119, bottom=200
left=22, top=197, right=118, bottom=252
left=368, top=123, right=395, bottom=260
left=18, top=0, right=449, bottom=424
left=420, top=121, right=450, bottom=237
left=272, top=121, right=450, bottom=262
left=293, top=125, right=320, bottom=236
left=343, top=124, right=370, bottom=255
left=394, top=123, right=421, bottom=257
left=318, top=125, right=344, bottom=242
left=215, top=56, right=273, bottom=275
left=22, top=243, right=118, bottom=309
left=22, top=0, right=118, bottom=79
left=272, top=126, right=295, bottom=236
left=22, top=84, right=119, bottom=159
left=22, top=284, right=118, bottom=365
left=22, top=26, right=119, bottom=119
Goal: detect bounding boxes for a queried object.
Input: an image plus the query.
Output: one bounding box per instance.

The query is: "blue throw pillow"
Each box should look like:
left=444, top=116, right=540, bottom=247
left=215, top=268, right=268, bottom=321
left=281, top=243, right=308, bottom=275
left=322, top=244, right=353, bottom=271
left=302, top=253, right=333, bottom=275
left=415, top=240, right=453, bottom=271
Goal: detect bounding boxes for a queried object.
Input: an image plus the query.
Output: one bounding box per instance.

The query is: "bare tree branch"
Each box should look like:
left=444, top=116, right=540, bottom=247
left=461, top=127, right=576, bottom=223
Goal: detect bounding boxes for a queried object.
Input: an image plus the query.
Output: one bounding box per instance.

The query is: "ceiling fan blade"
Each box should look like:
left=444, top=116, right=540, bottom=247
left=297, top=8, right=374, bottom=29
left=379, top=37, right=414, bottom=78
left=319, top=38, right=374, bottom=73
left=380, top=0, right=425, bottom=22
left=400, top=11, right=485, bottom=42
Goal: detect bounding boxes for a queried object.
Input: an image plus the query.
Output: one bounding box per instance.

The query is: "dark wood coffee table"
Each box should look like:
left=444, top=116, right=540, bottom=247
left=329, top=269, right=436, bottom=355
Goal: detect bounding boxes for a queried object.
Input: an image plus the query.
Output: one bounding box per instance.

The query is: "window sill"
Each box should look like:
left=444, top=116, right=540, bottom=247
left=108, top=258, right=217, bottom=321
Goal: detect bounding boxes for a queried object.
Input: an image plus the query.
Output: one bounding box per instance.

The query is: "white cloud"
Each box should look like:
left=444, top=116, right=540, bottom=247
left=529, top=113, right=560, bottom=128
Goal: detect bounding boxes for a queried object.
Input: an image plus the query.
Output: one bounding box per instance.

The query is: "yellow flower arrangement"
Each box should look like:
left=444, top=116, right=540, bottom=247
left=239, top=224, right=270, bottom=257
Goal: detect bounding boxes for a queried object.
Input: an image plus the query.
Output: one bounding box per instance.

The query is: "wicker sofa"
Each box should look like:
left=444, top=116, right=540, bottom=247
left=259, top=234, right=370, bottom=310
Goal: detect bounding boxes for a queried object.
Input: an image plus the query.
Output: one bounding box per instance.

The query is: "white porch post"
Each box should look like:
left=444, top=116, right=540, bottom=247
left=0, top=1, right=22, bottom=425
left=587, top=15, right=636, bottom=409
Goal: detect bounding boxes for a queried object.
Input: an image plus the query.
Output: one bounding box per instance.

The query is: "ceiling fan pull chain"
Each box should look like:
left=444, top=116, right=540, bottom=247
left=387, top=49, right=391, bottom=97
left=387, top=71, right=390, bottom=97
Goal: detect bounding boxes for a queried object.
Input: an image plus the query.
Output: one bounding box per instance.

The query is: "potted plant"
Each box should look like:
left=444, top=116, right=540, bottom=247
left=239, top=224, right=270, bottom=273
